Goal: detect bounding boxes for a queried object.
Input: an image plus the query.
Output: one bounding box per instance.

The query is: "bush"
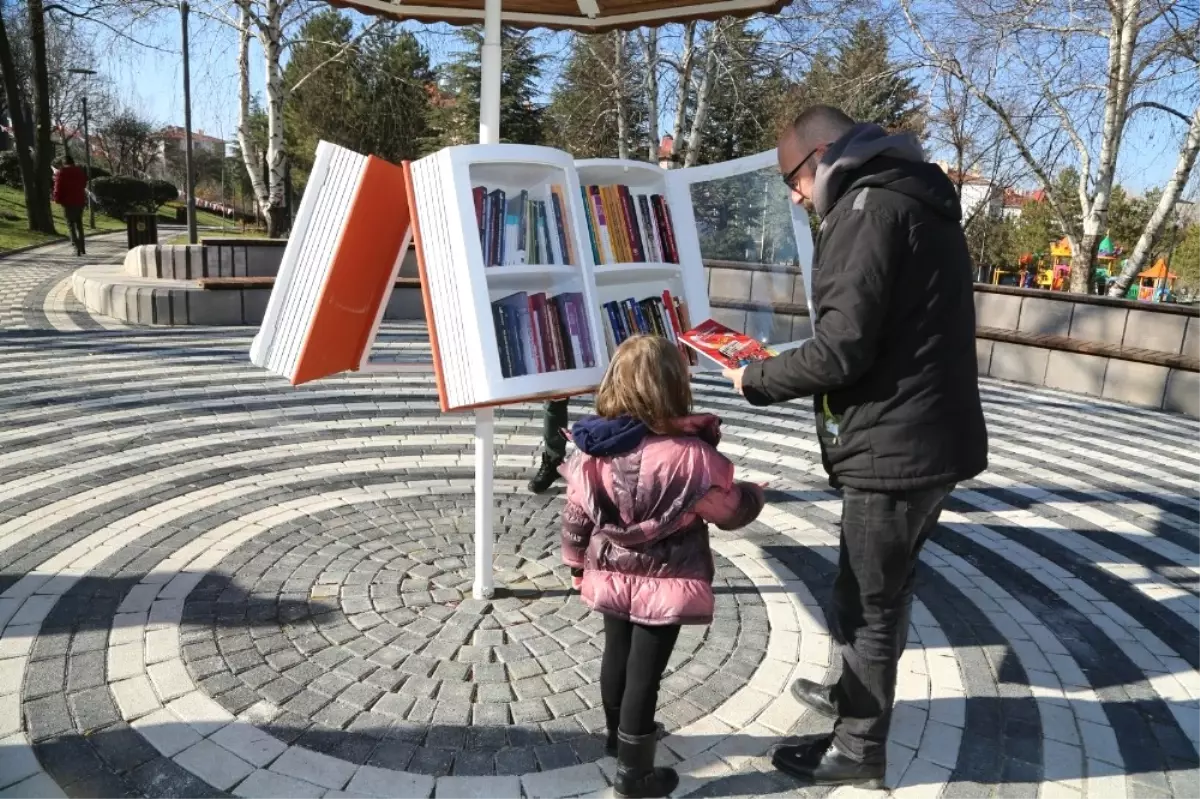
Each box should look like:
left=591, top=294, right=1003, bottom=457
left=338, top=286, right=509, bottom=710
left=150, top=179, right=179, bottom=208
left=0, top=151, right=22, bottom=187
left=84, top=165, right=110, bottom=181
left=90, top=176, right=154, bottom=220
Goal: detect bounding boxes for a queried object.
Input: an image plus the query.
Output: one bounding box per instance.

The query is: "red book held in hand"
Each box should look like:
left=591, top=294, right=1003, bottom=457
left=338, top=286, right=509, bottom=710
left=680, top=319, right=775, bottom=369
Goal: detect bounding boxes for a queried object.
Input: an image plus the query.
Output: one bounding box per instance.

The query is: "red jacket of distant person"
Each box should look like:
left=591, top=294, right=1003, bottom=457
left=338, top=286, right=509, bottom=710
left=52, top=164, right=87, bottom=207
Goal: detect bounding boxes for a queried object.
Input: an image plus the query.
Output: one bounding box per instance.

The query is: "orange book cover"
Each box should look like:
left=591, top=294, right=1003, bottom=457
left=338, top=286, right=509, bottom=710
left=291, top=156, right=411, bottom=386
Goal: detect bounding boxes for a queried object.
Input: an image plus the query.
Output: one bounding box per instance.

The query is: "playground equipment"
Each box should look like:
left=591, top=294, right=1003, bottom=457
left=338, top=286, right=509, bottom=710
left=1131, top=258, right=1178, bottom=302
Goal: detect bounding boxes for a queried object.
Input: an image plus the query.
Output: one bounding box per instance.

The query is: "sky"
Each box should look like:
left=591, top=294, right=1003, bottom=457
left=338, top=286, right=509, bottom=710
left=89, top=6, right=1191, bottom=196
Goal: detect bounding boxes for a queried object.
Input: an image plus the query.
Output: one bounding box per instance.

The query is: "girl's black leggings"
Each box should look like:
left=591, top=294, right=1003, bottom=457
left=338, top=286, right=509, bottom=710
left=600, top=614, right=682, bottom=736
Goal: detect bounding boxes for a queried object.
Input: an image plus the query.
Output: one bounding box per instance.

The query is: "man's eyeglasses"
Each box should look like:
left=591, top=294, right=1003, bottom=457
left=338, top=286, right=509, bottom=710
left=782, top=145, right=823, bottom=191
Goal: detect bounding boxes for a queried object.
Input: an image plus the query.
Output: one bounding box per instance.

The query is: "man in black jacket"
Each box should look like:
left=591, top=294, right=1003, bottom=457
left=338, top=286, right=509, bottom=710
left=724, top=106, right=988, bottom=787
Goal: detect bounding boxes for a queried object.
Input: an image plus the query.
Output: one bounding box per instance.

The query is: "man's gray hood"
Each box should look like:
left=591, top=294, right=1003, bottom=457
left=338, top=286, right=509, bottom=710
left=812, top=123, right=925, bottom=218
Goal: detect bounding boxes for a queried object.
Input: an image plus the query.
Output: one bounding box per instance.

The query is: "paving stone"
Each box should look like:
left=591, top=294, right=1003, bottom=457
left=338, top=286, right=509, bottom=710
left=174, top=739, right=256, bottom=791
left=234, top=768, right=324, bottom=799
left=269, top=745, right=356, bottom=790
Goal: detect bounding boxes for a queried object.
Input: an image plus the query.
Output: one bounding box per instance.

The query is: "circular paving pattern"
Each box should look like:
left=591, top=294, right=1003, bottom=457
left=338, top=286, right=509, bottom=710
left=174, top=500, right=765, bottom=776
left=0, top=249, right=1197, bottom=798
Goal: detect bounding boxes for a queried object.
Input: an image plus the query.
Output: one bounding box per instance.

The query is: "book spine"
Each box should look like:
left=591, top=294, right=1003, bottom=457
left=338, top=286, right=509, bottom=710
left=492, top=302, right=512, bottom=378
left=607, top=187, right=630, bottom=262
left=600, top=304, right=617, bottom=354
left=567, top=293, right=595, bottom=367
left=581, top=187, right=601, bottom=264
left=515, top=300, right=536, bottom=374
left=482, top=192, right=493, bottom=265
left=620, top=186, right=644, bottom=261
left=637, top=195, right=658, bottom=262
left=527, top=294, right=545, bottom=373
left=644, top=298, right=665, bottom=338
left=473, top=187, right=485, bottom=242
left=505, top=301, right=527, bottom=376
left=590, top=186, right=615, bottom=264
left=553, top=295, right=577, bottom=369
left=550, top=187, right=573, bottom=265
left=534, top=293, right=557, bottom=372
left=605, top=301, right=625, bottom=344
left=546, top=298, right=567, bottom=370
left=658, top=196, right=679, bottom=263
left=539, top=201, right=555, bottom=266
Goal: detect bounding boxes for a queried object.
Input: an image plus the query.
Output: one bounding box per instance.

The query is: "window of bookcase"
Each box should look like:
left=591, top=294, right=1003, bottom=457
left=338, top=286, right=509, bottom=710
left=686, top=164, right=814, bottom=350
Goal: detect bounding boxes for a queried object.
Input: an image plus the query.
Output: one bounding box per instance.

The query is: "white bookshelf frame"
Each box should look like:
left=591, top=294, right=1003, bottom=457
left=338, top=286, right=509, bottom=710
left=353, top=143, right=814, bottom=602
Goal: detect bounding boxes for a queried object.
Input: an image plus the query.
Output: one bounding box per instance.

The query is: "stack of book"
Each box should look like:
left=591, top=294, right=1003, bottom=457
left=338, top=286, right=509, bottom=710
left=599, top=289, right=694, bottom=363
left=490, top=291, right=596, bottom=378
left=474, top=185, right=575, bottom=267
left=580, top=185, right=679, bottom=265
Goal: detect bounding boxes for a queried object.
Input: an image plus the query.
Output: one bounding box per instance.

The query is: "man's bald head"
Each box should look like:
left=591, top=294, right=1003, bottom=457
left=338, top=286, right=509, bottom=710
left=783, top=105, right=855, bottom=152
left=777, top=106, right=856, bottom=209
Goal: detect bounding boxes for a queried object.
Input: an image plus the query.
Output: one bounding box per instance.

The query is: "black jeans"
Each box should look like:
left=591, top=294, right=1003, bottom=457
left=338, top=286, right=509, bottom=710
left=63, top=205, right=85, bottom=254
left=601, top=615, right=681, bottom=736
left=543, top=399, right=569, bottom=461
left=831, top=484, right=953, bottom=764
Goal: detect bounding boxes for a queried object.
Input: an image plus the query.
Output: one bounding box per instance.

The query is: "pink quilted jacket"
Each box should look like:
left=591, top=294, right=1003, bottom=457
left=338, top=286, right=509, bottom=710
left=560, top=413, right=765, bottom=626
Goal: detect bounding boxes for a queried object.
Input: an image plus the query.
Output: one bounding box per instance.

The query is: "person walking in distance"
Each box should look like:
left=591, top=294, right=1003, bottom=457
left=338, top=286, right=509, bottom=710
left=561, top=335, right=765, bottom=798
left=53, top=155, right=88, bottom=256
left=723, top=106, right=988, bottom=787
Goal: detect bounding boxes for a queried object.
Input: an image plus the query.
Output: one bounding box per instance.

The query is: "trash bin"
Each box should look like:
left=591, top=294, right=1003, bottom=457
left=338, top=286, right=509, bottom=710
left=126, top=213, right=158, bottom=248
left=176, top=207, right=187, bottom=224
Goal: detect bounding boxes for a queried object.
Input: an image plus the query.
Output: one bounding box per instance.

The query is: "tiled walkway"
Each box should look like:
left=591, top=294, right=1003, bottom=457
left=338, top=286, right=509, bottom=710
left=0, top=237, right=1197, bottom=798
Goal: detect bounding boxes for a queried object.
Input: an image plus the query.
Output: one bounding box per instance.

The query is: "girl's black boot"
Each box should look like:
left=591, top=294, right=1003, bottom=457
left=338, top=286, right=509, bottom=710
left=614, top=729, right=678, bottom=798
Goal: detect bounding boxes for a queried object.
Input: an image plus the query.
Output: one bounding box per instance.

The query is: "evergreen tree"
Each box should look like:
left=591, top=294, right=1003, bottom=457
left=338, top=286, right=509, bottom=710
left=426, top=27, right=545, bottom=148
left=543, top=32, right=647, bottom=159
left=285, top=12, right=434, bottom=177
left=783, top=19, right=923, bottom=135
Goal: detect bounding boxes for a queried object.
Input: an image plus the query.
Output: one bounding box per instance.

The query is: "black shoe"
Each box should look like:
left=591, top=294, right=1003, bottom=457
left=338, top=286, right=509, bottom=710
left=790, top=678, right=839, bottom=718
left=615, top=730, right=678, bottom=799
left=772, top=734, right=884, bottom=789
left=527, top=455, right=563, bottom=494
left=603, top=706, right=666, bottom=756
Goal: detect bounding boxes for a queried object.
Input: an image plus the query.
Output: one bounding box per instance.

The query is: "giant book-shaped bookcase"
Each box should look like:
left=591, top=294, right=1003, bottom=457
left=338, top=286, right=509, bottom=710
left=250, top=141, right=812, bottom=413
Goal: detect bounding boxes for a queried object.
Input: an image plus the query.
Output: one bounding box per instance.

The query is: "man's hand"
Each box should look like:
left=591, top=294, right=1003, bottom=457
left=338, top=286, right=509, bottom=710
left=723, top=366, right=746, bottom=396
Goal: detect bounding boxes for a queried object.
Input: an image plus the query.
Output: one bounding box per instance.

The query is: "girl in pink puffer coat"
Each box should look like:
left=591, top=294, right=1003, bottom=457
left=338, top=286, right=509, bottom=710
left=559, top=335, right=765, bottom=799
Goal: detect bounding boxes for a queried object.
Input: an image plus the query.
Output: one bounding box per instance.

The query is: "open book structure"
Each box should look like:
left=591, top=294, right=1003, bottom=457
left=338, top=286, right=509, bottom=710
left=249, top=141, right=812, bottom=412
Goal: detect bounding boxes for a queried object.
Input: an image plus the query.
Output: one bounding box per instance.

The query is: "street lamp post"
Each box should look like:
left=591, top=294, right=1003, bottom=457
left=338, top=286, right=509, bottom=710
left=67, top=68, right=97, bottom=229
left=180, top=0, right=197, bottom=244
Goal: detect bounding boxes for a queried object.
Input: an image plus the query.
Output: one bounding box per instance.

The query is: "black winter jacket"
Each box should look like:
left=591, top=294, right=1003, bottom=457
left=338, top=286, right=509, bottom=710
left=742, top=126, right=988, bottom=491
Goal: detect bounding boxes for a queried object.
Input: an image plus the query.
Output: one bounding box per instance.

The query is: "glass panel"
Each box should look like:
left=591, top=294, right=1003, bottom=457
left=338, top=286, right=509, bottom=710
left=687, top=164, right=813, bottom=349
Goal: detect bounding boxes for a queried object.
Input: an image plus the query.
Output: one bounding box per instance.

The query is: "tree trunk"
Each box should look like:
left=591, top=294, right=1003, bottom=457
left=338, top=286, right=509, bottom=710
left=235, top=1, right=269, bottom=227
left=262, top=0, right=288, bottom=238
left=1108, top=102, right=1200, bottom=297
left=643, top=28, right=658, bottom=164
left=1069, top=231, right=1100, bottom=294
left=613, top=32, right=628, bottom=161
left=0, top=6, right=40, bottom=226
left=682, top=22, right=723, bottom=168
left=25, top=0, right=55, bottom=234
left=669, top=21, right=696, bottom=168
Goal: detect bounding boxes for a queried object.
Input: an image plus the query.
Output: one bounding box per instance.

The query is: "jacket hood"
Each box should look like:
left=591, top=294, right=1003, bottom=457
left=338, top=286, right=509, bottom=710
left=571, top=415, right=649, bottom=457
left=570, top=413, right=723, bottom=457
left=812, top=124, right=962, bottom=222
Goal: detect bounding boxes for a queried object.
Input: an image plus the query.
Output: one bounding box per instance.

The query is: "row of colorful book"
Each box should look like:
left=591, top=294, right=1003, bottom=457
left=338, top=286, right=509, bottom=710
left=581, top=185, right=679, bottom=265
left=491, top=291, right=596, bottom=378
left=600, top=290, right=695, bottom=364
left=474, top=185, right=575, bottom=267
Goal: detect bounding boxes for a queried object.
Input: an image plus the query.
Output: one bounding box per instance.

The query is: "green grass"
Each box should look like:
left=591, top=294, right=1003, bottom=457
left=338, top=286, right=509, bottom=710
left=0, top=184, right=123, bottom=251
left=0, top=186, right=255, bottom=253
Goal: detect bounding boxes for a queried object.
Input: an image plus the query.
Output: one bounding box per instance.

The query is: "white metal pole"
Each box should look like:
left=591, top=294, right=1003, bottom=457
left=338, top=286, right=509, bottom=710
left=472, top=0, right=502, bottom=601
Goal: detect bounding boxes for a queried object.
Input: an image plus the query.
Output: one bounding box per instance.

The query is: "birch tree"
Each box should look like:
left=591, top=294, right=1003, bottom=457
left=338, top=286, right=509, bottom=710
left=1104, top=6, right=1200, bottom=295
left=227, top=0, right=377, bottom=236
left=900, top=0, right=1199, bottom=293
